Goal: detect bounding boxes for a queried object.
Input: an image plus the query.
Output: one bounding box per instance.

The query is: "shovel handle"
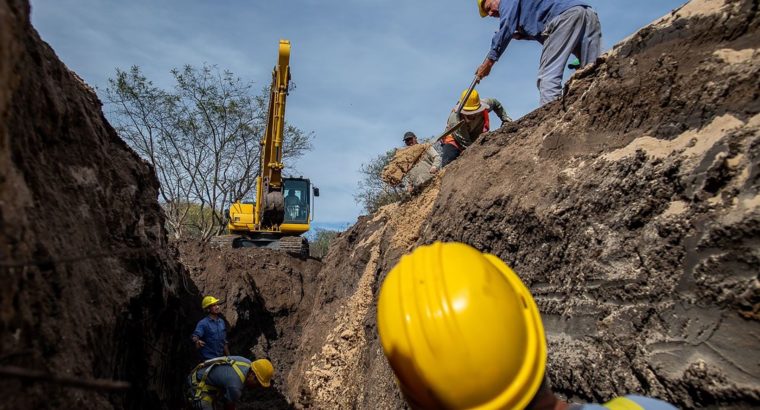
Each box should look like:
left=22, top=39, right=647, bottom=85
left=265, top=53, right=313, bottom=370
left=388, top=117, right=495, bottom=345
left=456, top=76, right=480, bottom=116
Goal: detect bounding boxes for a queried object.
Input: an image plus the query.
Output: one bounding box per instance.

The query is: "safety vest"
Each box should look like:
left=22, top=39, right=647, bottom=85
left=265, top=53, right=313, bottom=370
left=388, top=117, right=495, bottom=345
left=186, top=356, right=251, bottom=403
left=442, top=110, right=491, bottom=151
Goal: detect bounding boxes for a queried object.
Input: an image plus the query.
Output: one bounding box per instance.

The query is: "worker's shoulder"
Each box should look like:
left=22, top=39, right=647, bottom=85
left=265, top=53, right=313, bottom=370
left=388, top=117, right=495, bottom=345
left=227, top=355, right=251, bottom=364
left=481, top=97, right=502, bottom=106
left=196, top=315, right=213, bottom=326
left=577, top=396, right=677, bottom=410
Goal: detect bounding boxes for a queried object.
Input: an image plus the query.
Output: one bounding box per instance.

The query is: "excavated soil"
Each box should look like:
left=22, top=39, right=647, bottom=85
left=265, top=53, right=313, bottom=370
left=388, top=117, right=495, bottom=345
left=381, top=143, right=430, bottom=186
left=3, top=0, right=760, bottom=409
left=286, top=0, right=760, bottom=409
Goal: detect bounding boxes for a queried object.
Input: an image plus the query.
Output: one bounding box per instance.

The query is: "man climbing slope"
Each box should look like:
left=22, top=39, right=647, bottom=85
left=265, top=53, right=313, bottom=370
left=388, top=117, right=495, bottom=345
left=442, top=89, right=510, bottom=166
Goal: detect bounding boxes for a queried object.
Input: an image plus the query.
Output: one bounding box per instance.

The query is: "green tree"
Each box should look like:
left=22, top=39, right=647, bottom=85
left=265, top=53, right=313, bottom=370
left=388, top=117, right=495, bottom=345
left=104, top=64, right=313, bottom=240
left=309, top=229, right=340, bottom=259
left=354, top=149, right=404, bottom=214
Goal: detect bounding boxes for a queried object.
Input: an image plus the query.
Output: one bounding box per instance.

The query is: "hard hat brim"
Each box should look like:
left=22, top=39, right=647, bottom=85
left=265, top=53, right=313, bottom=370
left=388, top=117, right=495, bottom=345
left=461, top=104, right=486, bottom=114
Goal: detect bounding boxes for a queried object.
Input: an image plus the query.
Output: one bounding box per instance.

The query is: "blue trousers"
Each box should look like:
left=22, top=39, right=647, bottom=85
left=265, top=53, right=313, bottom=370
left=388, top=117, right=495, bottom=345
left=537, top=6, right=602, bottom=105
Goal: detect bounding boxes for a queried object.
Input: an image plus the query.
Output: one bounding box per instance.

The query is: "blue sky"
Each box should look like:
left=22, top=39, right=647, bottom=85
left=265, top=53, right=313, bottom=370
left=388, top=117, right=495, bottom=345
left=30, top=0, right=686, bottom=230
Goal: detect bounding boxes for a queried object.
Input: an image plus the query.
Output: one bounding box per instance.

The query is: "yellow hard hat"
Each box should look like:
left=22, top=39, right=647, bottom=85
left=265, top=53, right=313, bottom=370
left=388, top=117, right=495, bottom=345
left=251, top=359, right=274, bottom=387
left=377, top=242, right=547, bottom=410
left=201, top=295, right=220, bottom=309
left=477, top=0, right=488, bottom=18
left=460, top=89, right=482, bottom=112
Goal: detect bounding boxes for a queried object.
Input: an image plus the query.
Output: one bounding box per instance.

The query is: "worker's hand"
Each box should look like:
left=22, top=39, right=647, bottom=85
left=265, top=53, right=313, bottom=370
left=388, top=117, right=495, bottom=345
left=476, top=58, right=495, bottom=79
left=512, top=31, right=527, bottom=40
left=429, top=166, right=438, bottom=174
left=406, top=185, right=413, bottom=193
left=194, top=339, right=206, bottom=349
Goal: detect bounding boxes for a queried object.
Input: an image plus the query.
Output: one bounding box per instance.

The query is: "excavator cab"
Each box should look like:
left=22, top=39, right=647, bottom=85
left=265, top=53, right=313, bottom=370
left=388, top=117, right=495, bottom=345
left=283, top=178, right=310, bottom=224
left=280, top=177, right=318, bottom=236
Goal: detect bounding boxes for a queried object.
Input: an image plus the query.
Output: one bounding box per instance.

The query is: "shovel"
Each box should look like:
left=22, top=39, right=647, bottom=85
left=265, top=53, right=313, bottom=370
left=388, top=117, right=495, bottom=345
left=436, top=75, right=480, bottom=141
left=455, top=75, right=480, bottom=116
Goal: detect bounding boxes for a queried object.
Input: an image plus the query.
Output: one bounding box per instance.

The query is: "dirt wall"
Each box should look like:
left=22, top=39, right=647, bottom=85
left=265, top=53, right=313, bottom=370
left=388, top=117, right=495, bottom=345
left=178, top=241, right=324, bottom=409
left=0, top=1, right=198, bottom=408
left=288, top=0, right=760, bottom=408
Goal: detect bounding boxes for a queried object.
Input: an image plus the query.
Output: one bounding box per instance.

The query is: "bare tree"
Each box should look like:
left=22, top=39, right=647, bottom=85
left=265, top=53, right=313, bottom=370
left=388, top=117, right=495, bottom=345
left=354, top=148, right=404, bottom=214
left=105, top=64, right=313, bottom=240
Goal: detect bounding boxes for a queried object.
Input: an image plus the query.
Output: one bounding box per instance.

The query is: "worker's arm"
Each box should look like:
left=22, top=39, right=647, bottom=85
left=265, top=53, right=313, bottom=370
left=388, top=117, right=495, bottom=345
left=483, top=98, right=512, bottom=123
left=191, top=321, right=206, bottom=349
left=428, top=145, right=442, bottom=172
left=477, top=3, right=520, bottom=79
left=224, top=342, right=230, bottom=356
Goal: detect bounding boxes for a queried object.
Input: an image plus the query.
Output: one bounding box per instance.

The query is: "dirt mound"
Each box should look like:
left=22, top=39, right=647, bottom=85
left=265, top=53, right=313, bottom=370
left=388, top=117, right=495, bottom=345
left=287, top=1, right=760, bottom=409
left=176, top=240, right=323, bottom=409
left=0, top=1, right=198, bottom=409
left=381, top=143, right=430, bottom=186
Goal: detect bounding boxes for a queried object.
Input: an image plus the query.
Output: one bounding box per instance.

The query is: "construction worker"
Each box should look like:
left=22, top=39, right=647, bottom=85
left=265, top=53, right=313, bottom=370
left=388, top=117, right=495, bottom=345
left=441, top=89, right=510, bottom=166
left=475, top=0, right=602, bottom=106
left=400, top=131, right=442, bottom=192
left=186, top=356, right=274, bottom=410
left=377, top=242, right=677, bottom=410
left=403, top=131, right=419, bottom=146
left=192, top=296, right=230, bottom=361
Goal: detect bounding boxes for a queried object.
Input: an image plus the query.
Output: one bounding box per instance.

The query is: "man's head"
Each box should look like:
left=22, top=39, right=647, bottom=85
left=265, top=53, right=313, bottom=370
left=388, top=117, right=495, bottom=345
left=459, top=89, right=486, bottom=121
left=245, top=359, right=274, bottom=389
left=403, top=131, right=418, bottom=146
left=478, top=0, right=500, bottom=18
left=201, top=295, right=221, bottom=314
left=377, top=242, right=547, bottom=409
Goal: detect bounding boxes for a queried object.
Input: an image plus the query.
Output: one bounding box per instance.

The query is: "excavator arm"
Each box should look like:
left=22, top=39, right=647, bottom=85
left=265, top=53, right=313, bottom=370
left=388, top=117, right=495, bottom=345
left=256, top=40, right=291, bottom=228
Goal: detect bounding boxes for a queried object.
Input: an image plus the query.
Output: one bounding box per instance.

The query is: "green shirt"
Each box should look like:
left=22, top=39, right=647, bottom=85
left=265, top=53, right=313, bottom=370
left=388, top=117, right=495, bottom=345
left=446, top=98, right=510, bottom=148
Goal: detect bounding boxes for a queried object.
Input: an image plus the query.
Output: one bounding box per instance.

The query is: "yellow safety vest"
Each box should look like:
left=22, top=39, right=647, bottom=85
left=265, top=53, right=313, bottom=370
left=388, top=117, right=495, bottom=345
left=188, top=356, right=251, bottom=403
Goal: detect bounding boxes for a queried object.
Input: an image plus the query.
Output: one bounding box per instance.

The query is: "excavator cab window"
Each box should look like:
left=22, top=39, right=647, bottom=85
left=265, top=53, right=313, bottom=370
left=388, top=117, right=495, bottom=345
left=283, top=179, right=310, bottom=224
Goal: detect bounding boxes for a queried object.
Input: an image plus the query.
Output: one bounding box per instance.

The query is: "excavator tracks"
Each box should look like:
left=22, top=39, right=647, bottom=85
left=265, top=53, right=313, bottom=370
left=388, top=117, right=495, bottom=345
left=278, top=236, right=309, bottom=258
left=209, top=234, right=309, bottom=258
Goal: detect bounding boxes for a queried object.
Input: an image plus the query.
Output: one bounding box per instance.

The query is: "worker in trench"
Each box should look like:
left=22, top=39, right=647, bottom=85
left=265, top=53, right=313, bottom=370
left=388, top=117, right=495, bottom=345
left=377, top=242, right=678, bottom=410
left=185, top=356, right=274, bottom=410
left=192, top=296, right=230, bottom=361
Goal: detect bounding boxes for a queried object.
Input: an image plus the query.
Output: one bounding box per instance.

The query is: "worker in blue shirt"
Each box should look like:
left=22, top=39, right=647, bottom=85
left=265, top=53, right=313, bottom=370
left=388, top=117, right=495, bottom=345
left=192, top=295, right=230, bottom=361
left=475, top=0, right=602, bottom=106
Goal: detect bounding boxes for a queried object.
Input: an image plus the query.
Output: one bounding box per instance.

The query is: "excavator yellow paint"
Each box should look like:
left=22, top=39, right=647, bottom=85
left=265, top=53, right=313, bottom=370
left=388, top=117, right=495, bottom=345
left=223, top=40, right=318, bottom=256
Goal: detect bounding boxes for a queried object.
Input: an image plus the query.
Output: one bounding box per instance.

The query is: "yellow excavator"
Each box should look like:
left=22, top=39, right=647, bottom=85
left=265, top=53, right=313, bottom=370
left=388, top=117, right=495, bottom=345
left=219, top=40, right=318, bottom=256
